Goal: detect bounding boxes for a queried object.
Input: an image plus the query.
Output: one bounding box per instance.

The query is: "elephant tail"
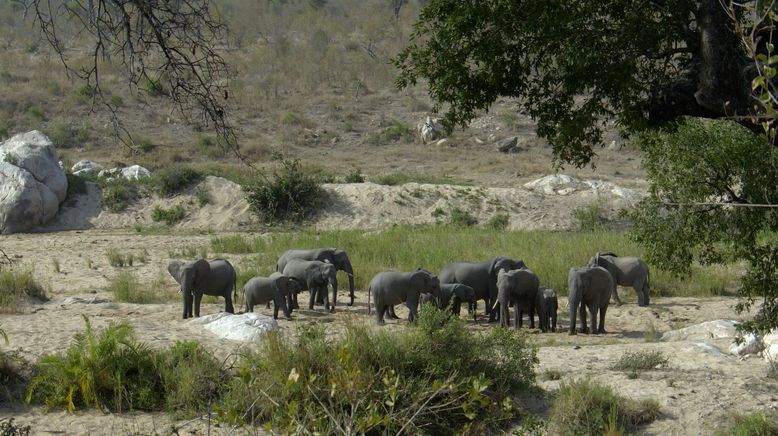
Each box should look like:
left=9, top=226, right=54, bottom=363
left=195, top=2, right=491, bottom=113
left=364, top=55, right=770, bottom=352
left=367, top=284, right=371, bottom=314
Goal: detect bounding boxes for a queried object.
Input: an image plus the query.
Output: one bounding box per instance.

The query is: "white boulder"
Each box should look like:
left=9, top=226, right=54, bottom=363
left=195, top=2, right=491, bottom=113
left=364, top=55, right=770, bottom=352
left=71, top=160, right=103, bottom=176
left=189, top=312, right=279, bottom=342
left=729, top=332, right=763, bottom=357
left=98, top=165, right=151, bottom=180
left=661, top=319, right=739, bottom=342
left=523, top=174, right=577, bottom=195
left=0, top=130, right=67, bottom=202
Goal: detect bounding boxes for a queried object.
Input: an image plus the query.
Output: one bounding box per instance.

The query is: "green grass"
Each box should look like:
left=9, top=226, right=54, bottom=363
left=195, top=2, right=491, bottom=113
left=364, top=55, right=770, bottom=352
left=612, top=351, right=668, bottom=375
left=208, top=226, right=737, bottom=298
left=367, top=119, right=415, bottom=145
left=101, top=180, right=137, bottom=213
left=487, top=213, right=510, bottom=230
left=151, top=205, right=186, bottom=225
left=0, top=269, right=47, bottom=312
left=145, top=165, right=202, bottom=196
left=550, top=378, right=661, bottom=435
left=726, top=411, right=778, bottom=436
left=372, top=173, right=473, bottom=186
left=450, top=207, right=477, bottom=227
left=106, top=249, right=134, bottom=267
left=108, top=271, right=170, bottom=304
left=219, top=305, right=536, bottom=432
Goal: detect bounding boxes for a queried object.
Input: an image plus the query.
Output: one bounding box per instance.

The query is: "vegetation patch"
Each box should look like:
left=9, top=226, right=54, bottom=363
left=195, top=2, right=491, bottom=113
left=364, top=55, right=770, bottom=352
left=108, top=271, right=168, bottom=304
left=244, top=156, right=322, bottom=223
left=0, top=269, right=47, bottom=312
left=612, top=351, right=668, bottom=376
left=0, top=328, right=26, bottom=403
left=106, top=249, right=134, bottom=267
left=373, top=173, right=473, bottom=186
left=726, top=411, right=778, bottom=436
left=550, top=378, right=661, bottom=435
left=64, top=173, right=89, bottom=205
left=219, top=306, right=536, bottom=433
left=367, top=119, right=414, bottom=145
left=344, top=169, right=365, bottom=183
left=146, top=165, right=202, bottom=196
left=487, top=213, right=510, bottom=230
left=450, top=207, right=477, bottom=227
left=151, top=205, right=186, bottom=225
left=101, top=180, right=138, bottom=213
left=0, top=418, right=31, bottom=435
left=211, top=235, right=262, bottom=254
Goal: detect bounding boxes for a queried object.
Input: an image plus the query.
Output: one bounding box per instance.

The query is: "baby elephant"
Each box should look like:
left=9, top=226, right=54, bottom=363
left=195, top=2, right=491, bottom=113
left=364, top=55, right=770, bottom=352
left=535, top=287, right=558, bottom=333
left=496, top=269, right=540, bottom=330
left=243, top=272, right=302, bottom=320
left=420, top=283, right=478, bottom=321
left=368, top=268, right=441, bottom=325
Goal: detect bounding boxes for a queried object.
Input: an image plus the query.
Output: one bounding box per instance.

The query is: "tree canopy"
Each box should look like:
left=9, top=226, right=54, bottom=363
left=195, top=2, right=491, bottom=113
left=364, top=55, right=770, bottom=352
left=395, top=0, right=754, bottom=167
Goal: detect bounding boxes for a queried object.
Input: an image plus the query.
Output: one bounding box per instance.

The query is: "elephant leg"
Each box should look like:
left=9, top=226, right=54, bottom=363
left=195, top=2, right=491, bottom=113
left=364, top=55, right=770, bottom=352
left=499, top=298, right=509, bottom=328
left=308, top=289, right=316, bottom=310
left=578, top=304, right=588, bottom=334
left=529, top=305, right=536, bottom=329
left=272, top=299, right=279, bottom=319
left=568, top=303, right=577, bottom=335
left=611, top=285, right=623, bottom=306
left=322, top=287, right=332, bottom=312
left=225, top=294, right=234, bottom=314
left=246, top=301, right=253, bottom=313
left=514, top=305, right=520, bottom=330
left=194, top=293, right=203, bottom=317
left=597, top=307, right=608, bottom=334
left=388, top=306, right=400, bottom=319
left=552, top=311, right=558, bottom=332
left=407, top=295, right=419, bottom=323
left=589, top=304, right=598, bottom=334
left=183, top=290, right=192, bottom=319
left=265, top=302, right=271, bottom=309
left=376, top=299, right=385, bottom=325
left=634, top=277, right=648, bottom=306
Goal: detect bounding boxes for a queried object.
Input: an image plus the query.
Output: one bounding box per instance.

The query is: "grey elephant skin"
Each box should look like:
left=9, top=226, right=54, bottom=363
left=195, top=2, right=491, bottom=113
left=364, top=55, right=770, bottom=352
left=420, top=283, right=477, bottom=321
left=496, top=269, right=539, bottom=329
left=568, top=266, right=613, bottom=335
left=535, top=287, right=558, bottom=332
left=168, top=259, right=236, bottom=319
left=243, top=272, right=301, bottom=320
left=588, top=252, right=650, bottom=306
left=282, top=259, right=338, bottom=312
left=368, top=269, right=441, bottom=325
left=439, top=257, right=526, bottom=322
left=276, top=248, right=355, bottom=306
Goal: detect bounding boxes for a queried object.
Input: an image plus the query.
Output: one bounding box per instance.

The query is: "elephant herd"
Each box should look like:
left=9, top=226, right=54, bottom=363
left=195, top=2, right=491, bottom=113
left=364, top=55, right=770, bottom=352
left=166, top=248, right=650, bottom=335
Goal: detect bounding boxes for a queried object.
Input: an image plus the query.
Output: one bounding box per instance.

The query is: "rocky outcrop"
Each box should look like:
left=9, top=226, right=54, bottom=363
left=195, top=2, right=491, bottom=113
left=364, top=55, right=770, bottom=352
left=0, top=131, right=67, bottom=234
left=417, top=116, right=445, bottom=144
left=495, top=136, right=519, bottom=153
left=71, top=160, right=103, bottom=176
left=98, top=164, right=151, bottom=180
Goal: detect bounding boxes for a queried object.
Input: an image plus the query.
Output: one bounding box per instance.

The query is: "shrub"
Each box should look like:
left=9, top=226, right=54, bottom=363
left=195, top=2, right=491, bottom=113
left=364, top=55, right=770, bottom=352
left=74, top=84, right=96, bottom=98
left=344, top=169, right=365, bottom=183
left=196, top=188, right=209, bottom=206
left=550, top=378, right=660, bottom=435
left=450, top=207, right=477, bottom=227
left=151, top=205, right=186, bottom=225
left=487, top=213, right=510, bottom=230
left=147, top=165, right=202, bottom=196
left=156, top=341, right=227, bottom=417
left=243, top=156, right=322, bottom=223
left=573, top=202, right=608, bottom=231
left=106, top=249, right=134, bottom=267
left=0, top=269, right=47, bottom=312
left=728, top=412, right=778, bottom=436
left=64, top=173, right=89, bottom=205
left=108, top=271, right=161, bottom=304
left=108, top=95, right=123, bottom=107
left=219, top=305, right=536, bottom=433
left=44, top=120, right=91, bottom=148
left=612, top=350, right=668, bottom=374
left=101, top=180, right=137, bottom=212
left=144, top=78, right=165, bottom=96
left=280, top=111, right=314, bottom=128
left=367, top=119, right=414, bottom=145
left=0, top=332, right=26, bottom=402
left=26, top=317, right=164, bottom=412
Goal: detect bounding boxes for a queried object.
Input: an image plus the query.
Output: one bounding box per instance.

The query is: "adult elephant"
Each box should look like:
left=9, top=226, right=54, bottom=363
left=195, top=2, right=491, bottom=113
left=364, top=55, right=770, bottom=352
left=495, top=269, right=540, bottom=330
left=277, top=248, right=356, bottom=306
left=282, top=259, right=338, bottom=312
left=568, top=266, right=613, bottom=335
left=438, top=256, right=526, bottom=322
left=167, top=259, right=236, bottom=319
left=588, top=252, right=650, bottom=306
left=420, top=283, right=478, bottom=321
left=368, top=269, right=441, bottom=325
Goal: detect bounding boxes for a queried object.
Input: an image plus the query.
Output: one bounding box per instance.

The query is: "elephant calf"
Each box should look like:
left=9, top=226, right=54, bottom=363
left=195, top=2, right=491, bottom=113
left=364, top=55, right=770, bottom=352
left=243, top=272, right=302, bottom=320
left=282, top=259, right=338, bottom=313
left=368, top=268, right=441, bottom=325
left=495, top=269, right=540, bottom=330
left=535, top=287, right=558, bottom=333
left=420, top=283, right=478, bottom=321
left=568, top=266, right=613, bottom=335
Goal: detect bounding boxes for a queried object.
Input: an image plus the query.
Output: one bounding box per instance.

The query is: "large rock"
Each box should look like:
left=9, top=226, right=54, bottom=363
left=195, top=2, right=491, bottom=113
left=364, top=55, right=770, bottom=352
left=98, top=164, right=151, bottom=180
left=765, top=329, right=778, bottom=363
left=417, top=116, right=445, bottom=144
left=661, top=320, right=739, bottom=342
left=729, top=332, right=763, bottom=357
left=495, top=136, right=519, bottom=153
left=0, top=130, right=67, bottom=202
left=71, top=160, right=103, bottom=176
left=0, top=131, right=68, bottom=234
left=189, top=312, right=279, bottom=342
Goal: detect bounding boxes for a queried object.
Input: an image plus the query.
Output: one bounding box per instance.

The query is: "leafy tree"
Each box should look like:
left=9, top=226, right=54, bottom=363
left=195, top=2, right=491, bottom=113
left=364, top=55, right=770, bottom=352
left=395, top=0, right=754, bottom=167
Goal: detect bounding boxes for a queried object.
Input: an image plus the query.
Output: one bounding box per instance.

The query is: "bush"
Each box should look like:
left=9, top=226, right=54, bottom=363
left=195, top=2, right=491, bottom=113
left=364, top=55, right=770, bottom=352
left=106, top=249, right=134, bottom=267
left=219, top=305, right=537, bottom=433
left=0, top=327, right=26, bottom=403
left=573, top=202, right=607, bottom=231
left=147, top=165, right=202, bottom=196
left=156, top=341, right=227, bottom=417
left=151, top=205, right=186, bottom=225
left=0, top=269, right=47, bottom=312
left=195, top=188, right=209, bottom=206
left=450, top=207, right=477, bottom=227
left=344, top=169, right=365, bottom=183
left=26, top=317, right=164, bottom=412
left=101, top=180, right=137, bottom=212
left=243, top=156, right=322, bottom=223
left=367, top=119, right=414, bottom=145
left=728, top=412, right=778, bottom=436
left=550, top=378, right=661, bottom=435
left=487, top=213, right=510, bottom=230
left=108, top=271, right=162, bottom=304
left=74, top=84, right=96, bottom=98
left=43, top=120, right=91, bottom=148
left=612, top=350, right=668, bottom=374
left=144, top=78, right=165, bottom=96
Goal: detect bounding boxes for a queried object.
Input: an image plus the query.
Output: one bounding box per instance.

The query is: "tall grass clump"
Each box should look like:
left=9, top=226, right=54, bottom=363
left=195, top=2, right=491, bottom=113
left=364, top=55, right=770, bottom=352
left=726, top=412, right=778, bottom=436
left=211, top=235, right=260, bottom=254
left=367, top=119, right=414, bottom=145
left=612, top=350, right=668, bottom=374
left=550, top=378, right=661, bottom=435
left=450, top=207, right=477, bottom=227
left=151, top=205, right=186, bottom=225
left=101, top=180, right=137, bottom=212
left=373, top=172, right=472, bottom=186
left=0, top=326, right=26, bottom=402
left=26, top=317, right=163, bottom=412
left=244, top=156, right=322, bottom=223
left=0, top=269, right=47, bottom=312
left=219, top=305, right=537, bottom=433
left=157, top=341, right=227, bottom=417
left=147, top=165, right=202, bottom=196
left=106, top=249, right=134, bottom=267
left=108, top=271, right=162, bottom=304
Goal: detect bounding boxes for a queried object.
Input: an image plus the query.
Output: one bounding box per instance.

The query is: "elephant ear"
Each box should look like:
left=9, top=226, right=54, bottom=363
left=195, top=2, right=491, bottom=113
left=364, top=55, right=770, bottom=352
left=192, top=259, right=211, bottom=288
left=167, top=260, right=185, bottom=286
left=275, top=276, right=290, bottom=295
